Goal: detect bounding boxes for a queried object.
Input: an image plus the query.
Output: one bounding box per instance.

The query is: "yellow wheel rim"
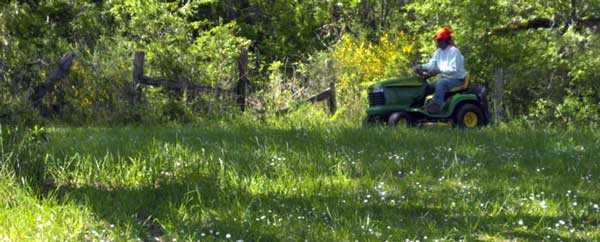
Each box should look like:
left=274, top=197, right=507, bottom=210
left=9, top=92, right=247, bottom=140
left=463, top=112, right=479, bottom=128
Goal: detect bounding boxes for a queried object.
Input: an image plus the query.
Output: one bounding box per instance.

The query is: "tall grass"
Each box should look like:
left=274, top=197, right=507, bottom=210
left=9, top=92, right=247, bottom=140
left=1, top=120, right=599, bottom=241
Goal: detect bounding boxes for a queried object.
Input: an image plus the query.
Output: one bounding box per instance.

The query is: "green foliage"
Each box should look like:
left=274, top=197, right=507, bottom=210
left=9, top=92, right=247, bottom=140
left=1, top=0, right=599, bottom=125
left=0, top=90, right=42, bottom=126
left=0, top=124, right=47, bottom=188
left=527, top=97, right=599, bottom=128
left=262, top=61, right=293, bottom=112
left=0, top=0, right=254, bottom=124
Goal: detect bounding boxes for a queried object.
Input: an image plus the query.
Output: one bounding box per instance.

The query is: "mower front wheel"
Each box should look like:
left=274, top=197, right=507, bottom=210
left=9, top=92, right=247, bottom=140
left=363, top=115, right=381, bottom=127
left=388, top=112, right=414, bottom=127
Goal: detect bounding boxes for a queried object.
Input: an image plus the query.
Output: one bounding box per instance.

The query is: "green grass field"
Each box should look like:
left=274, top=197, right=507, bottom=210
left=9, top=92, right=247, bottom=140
left=1, top=122, right=600, bottom=241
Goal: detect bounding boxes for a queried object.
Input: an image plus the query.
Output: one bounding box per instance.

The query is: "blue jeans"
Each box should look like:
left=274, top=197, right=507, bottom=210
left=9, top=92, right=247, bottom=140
left=431, top=78, right=465, bottom=106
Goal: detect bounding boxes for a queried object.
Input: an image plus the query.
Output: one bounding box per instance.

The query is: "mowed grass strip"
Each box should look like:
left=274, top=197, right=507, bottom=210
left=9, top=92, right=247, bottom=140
left=2, top=123, right=600, bottom=241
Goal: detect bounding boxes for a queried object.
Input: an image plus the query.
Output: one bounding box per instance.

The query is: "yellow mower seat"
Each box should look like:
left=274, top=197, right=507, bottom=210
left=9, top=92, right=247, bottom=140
left=447, top=75, right=470, bottom=93
left=424, top=75, right=472, bottom=105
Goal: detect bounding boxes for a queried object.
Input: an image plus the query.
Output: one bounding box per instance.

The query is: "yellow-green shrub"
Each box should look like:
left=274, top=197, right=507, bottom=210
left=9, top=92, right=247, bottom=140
left=331, top=32, right=416, bottom=120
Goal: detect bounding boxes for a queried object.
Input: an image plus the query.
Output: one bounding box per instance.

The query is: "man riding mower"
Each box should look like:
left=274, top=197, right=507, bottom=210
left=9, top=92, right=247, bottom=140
left=364, top=27, right=490, bottom=128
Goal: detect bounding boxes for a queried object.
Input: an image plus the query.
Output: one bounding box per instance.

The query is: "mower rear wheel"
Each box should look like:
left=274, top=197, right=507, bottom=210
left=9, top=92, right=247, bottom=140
left=454, top=104, right=484, bottom=128
left=388, top=112, right=413, bottom=127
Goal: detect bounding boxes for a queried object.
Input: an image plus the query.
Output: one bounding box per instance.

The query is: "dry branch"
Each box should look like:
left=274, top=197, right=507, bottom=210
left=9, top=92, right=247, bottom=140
left=30, top=52, right=74, bottom=113
left=492, top=16, right=600, bottom=35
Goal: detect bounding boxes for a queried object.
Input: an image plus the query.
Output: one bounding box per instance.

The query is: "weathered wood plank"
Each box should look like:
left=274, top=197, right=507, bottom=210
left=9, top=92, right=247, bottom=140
left=306, top=88, right=332, bottom=103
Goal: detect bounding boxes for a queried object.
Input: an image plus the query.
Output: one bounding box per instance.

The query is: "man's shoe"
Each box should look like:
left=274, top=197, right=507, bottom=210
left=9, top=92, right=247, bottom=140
left=426, top=103, right=442, bottom=113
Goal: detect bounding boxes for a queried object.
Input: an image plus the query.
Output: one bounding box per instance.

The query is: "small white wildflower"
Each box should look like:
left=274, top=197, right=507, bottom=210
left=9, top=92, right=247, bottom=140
left=226, top=234, right=231, bottom=239
left=518, top=219, right=523, bottom=226
left=540, top=200, right=548, bottom=209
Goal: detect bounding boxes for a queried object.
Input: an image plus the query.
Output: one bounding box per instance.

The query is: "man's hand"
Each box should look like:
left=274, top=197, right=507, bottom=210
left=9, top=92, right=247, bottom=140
left=412, top=64, right=423, bottom=73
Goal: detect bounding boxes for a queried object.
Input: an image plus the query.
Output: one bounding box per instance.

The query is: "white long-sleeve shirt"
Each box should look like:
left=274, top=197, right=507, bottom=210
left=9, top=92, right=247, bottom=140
left=421, top=46, right=466, bottom=80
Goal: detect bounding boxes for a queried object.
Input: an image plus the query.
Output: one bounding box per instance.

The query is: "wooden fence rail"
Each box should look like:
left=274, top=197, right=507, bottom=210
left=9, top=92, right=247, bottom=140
left=139, top=77, right=235, bottom=95
left=133, top=50, right=337, bottom=115
left=277, top=60, right=337, bottom=115
left=306, top=82, right=337, bottom=114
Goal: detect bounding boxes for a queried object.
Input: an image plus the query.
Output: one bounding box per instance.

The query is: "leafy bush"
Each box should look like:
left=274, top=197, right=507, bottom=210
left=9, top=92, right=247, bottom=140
left=0, top=92, right=42, bottom=127
left=527, top=97, right=599, bottom=127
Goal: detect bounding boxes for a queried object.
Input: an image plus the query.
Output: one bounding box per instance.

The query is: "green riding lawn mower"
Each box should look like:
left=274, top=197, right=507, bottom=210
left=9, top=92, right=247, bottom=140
left=364, top=71, right=491, bottom=128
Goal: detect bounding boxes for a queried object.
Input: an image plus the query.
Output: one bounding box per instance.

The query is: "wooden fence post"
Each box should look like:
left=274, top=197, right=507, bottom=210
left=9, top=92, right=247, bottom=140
left=326, top=59, right=337, bottom=115
left=133, top=51, right=144, bottom=107
left=329, top=81, right=337, bottom=115
left=494, top=66, right=504, bottom=123
left=237, top=48, right=249, bottom=112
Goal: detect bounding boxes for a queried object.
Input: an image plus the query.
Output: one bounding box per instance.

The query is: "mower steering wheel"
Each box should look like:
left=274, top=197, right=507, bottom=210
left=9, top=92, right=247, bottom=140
left=414, top=69, right=436, bottom=81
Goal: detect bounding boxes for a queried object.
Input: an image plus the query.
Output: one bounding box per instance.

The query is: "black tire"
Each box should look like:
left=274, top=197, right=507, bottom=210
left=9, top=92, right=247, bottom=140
left=388, top=112, right=413, bottom=127
left=454, top=104, right=484, bottom=129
